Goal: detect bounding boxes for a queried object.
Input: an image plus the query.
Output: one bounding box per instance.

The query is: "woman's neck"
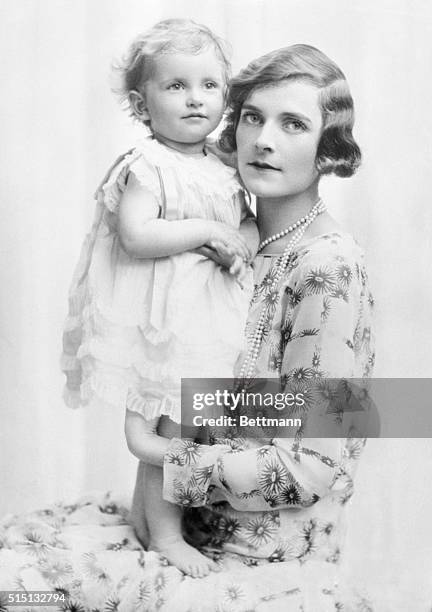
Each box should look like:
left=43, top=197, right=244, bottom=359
left=256, top=188, right=321, bottom=243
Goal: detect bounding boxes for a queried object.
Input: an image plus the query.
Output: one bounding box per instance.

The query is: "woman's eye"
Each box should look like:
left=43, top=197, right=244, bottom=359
left=284, top=119, right=306, bottom=132
left=241, top=112, right=261, bottom=125
left=167, top=82, right=183, bottom=91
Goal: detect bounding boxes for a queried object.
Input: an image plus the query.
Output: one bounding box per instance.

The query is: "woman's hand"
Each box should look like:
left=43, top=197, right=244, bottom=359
left=195, top=242, right=248, bottom=281
left=211, top=242, right=248, bottom=280
left=228, top=254, right=248, bottom=280
left=206, top=221, right=251, bottom=261
left=194, top=245, right=235, bottom=269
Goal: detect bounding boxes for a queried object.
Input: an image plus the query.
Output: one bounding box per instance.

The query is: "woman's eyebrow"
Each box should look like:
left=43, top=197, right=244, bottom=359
left=241, top=103, right=261, bottom=112
left=280, top=111, right=312, bottom=124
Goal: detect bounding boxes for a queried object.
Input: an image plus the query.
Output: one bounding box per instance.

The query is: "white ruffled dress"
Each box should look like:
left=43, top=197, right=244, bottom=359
left=61, top=137, right=252, bottom=423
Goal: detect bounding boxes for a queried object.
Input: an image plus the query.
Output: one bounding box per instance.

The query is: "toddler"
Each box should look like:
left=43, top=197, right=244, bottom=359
left=61, top=19, right=258, bottom=577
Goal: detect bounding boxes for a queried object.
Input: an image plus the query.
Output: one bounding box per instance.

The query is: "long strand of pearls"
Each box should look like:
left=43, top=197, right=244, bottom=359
left=257, top=198, right=325, bottom=253
left=238, top=199, right=326, bottom=383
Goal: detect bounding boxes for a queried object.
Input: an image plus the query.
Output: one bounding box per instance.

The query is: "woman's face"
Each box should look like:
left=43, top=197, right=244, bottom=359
left=236, top=80, right=323, bottom=199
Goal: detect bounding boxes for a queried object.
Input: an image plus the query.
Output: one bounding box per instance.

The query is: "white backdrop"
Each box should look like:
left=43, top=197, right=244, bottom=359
left=1, top=0, right=432, bottom=609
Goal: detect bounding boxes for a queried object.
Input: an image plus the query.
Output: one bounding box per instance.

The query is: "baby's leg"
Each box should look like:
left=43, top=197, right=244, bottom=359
left=127, top=414, right=160, bottom=548
left=129, top=460, right=149, bottom=547
left=128, top=412, right=218, bottom=577
left=146, top=416, right=219, bottom=577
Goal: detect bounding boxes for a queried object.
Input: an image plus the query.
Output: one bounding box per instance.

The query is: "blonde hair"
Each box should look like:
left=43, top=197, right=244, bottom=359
left=114, top=19, right=231, bottom=122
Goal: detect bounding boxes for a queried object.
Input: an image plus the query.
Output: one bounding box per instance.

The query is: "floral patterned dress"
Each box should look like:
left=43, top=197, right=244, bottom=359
left=161, top=231, right=375, bottom=610
left=0, top=232, right=375, bottom=611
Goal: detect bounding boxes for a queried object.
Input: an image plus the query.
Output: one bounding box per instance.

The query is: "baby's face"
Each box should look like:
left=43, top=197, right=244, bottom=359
left=142, top=49, right=225, bottom=154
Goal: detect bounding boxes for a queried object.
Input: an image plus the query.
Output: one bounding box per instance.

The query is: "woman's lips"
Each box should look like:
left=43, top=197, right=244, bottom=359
left=248, top=161, right=281, bottom=171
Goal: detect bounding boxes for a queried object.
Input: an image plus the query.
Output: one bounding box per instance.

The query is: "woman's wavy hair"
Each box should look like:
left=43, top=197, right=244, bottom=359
left=220, top=44, right=361, bottom=177
left=114, top=19, right=231, bottom=123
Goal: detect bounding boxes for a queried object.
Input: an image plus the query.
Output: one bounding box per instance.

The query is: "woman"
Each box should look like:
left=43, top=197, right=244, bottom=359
left=155, top=44, right=375, bottom=610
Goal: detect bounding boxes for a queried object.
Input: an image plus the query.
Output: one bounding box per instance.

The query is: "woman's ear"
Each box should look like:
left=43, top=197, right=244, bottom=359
left=128, top=90, right=150, bottom=121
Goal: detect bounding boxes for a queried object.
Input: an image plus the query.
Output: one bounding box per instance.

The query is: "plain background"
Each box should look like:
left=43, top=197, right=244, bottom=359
left=1, top=0, right=432, bottom=609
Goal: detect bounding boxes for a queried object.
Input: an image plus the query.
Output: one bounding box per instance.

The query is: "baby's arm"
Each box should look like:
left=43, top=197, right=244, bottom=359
left=118, top=173, right=249, bottom=260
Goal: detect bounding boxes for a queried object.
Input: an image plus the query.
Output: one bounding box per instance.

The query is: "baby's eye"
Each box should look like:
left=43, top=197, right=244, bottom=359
left=167, top=82, right=184, bottom=91
left=204, top=81, right=218, bottom=90
left=240, top=111, right=261, bottom=125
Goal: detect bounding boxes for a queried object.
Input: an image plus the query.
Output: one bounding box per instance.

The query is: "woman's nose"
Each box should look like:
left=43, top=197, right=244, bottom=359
left=254, top=123, right=275, bottom=152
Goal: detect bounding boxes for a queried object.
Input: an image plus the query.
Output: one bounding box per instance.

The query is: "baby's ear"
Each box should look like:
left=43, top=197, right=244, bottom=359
left=128, top=90, right=150, bottom=121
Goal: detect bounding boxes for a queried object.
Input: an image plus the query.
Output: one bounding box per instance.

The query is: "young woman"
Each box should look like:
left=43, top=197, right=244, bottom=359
left=157, top=44, right=375, bottom=610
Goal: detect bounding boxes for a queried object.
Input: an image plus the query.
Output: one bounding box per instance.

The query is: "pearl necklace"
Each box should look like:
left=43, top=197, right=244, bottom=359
left=257, top=198, right=325, bottom=253
left=238, top=199, right=326, bottom=383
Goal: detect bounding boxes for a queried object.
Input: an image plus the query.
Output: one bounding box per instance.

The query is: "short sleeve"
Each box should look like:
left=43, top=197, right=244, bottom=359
left=101, top=151, right=162, bottom=214
left=127, top=156, right=162, bottom=200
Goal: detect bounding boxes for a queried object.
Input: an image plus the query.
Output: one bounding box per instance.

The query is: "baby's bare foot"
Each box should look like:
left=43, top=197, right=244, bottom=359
left=149, top=536, right=219, bottom=578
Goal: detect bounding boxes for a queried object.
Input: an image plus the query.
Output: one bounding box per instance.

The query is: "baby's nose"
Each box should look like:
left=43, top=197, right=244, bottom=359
left=186, top=88, right=204, bottom=106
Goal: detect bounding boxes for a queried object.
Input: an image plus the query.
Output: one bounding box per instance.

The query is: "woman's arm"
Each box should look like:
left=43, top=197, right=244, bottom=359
left=163, top=247, right=374, bottom=510
left=194, top=193, right=259, bottom=276
left=118, top=172, right=250, bottom=260
left=206, top=140, right=259, bottom=260
left=229, top=195, right=259, bottom=277
left=163, top=436, right=349, bottom=511
left=239, top=191, right=259, bottom=261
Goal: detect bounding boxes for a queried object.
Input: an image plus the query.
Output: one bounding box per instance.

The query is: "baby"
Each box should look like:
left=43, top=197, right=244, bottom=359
left=62, top=19, right=258, bottom=577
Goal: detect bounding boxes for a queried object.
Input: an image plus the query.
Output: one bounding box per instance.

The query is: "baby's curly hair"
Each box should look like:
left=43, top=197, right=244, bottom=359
left=220, top=44, right=361, bottom=177
left=114, top=19, right=231, bottom=123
